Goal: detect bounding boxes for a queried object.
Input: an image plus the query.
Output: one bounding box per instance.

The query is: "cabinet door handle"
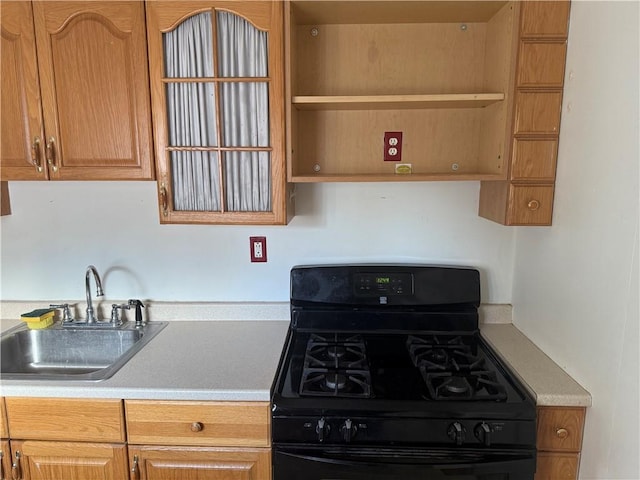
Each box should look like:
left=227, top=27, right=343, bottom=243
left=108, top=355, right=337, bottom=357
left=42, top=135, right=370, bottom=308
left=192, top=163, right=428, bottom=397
left=45, top=137, right=58, bottom=172
left=555, top=427, right=569, bottom=439
left=190, top=421, right=204, bottom=432
left=31, top=137, right=43, bottom=173
left=131, top=454, right=140, bottom=480
left=160, top=184, right=168, bottom=216
left=11, top=451, right=21, bottom=480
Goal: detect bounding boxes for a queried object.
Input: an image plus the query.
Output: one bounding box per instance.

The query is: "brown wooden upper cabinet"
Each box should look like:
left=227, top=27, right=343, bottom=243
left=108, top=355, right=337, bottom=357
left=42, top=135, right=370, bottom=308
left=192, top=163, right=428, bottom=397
left=286, top=0, right=570, bottom=225
left=145, top=1, right=289, bottom=225
left=0, top=1, right=154, bottom=181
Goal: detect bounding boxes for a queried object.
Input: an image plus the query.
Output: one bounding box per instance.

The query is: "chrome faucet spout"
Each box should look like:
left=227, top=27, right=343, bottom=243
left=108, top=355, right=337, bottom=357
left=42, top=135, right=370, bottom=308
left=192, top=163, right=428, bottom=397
left=85, top=265, right=104, bottom=324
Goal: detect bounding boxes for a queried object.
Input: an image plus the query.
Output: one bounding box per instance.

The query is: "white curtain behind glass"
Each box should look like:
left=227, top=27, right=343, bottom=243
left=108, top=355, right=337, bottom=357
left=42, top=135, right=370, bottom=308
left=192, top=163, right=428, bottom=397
left=217, top=11, right=270, bottom=212
left=163, top=10, right=271, bottom=213
left=164, top=12, right=220, bottom=211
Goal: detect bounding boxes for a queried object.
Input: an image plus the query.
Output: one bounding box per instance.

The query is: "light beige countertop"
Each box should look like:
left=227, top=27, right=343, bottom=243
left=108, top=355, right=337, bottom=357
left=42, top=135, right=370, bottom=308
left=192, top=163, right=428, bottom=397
left=0, top=303, right=590, bottom=407
left=481, top=324, right=591, bottom=407
left=0, top=320, right=290, bottom=401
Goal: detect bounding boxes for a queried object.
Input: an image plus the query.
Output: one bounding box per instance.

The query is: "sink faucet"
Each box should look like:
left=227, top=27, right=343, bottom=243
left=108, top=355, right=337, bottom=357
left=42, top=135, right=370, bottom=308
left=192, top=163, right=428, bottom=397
left=85, top=265, right=104, bottom=324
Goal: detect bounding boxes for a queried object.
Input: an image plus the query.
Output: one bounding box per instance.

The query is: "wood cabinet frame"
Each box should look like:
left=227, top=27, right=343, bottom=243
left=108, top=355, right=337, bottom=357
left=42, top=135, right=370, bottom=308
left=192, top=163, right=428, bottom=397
left=145, top=1, right=290, bottom=225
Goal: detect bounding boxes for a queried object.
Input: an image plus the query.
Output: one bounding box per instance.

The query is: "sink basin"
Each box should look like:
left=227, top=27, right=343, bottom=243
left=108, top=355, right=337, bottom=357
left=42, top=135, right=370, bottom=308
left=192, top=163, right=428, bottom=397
left=0, top=322, right=167, bottom=381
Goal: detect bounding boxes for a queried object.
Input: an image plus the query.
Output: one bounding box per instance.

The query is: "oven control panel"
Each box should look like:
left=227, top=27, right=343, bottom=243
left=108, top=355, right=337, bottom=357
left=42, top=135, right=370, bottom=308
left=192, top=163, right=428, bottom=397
left=354, top=272, right=413, bottom=296
left=272, top=416, right=535, bottom=447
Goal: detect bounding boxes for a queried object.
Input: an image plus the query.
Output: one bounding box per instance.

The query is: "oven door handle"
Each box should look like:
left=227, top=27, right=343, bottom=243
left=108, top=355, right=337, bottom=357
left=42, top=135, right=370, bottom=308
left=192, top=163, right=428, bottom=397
left=276, top=447, right=536, bottom=468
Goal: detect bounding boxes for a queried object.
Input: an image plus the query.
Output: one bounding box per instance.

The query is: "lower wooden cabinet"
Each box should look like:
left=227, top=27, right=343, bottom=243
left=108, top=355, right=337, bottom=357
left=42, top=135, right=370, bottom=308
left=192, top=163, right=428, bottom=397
left=1, top=397, right=273, bottom=480
left=536, top=451, right=580, bottom=480
left=125, top=400, right=271, bottom=480
left=1, top=439, right=11, bottom=480
left=535, top=406, right=586, bottom=480
left=128, top=445, right=271, bottom=480
left=9, top=440, right=128, bottom=480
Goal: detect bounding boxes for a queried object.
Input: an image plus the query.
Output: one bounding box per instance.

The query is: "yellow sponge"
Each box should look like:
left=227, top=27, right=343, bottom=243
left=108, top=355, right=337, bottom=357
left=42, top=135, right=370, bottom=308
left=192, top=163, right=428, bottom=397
left=21, top=309, right=55, bottom=329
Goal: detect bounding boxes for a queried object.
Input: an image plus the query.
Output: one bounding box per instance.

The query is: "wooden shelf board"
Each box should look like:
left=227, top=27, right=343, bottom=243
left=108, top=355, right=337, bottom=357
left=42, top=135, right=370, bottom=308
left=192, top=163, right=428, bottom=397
left=292, top=93, right=505, bottom=110
left=291, top=1, right=509, bottom=25
left=290, top=173, right=506, bottom=183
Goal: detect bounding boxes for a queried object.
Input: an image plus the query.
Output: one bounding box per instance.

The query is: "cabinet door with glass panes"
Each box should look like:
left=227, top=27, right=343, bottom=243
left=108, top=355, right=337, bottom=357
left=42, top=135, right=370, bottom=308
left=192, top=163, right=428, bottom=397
left=146, top=1, right=288, bottom=224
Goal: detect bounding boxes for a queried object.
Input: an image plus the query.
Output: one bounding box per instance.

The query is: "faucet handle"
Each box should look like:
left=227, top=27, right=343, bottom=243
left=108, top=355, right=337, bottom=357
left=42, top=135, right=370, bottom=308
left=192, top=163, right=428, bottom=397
left=50, top=303, right=74, bottom=322
left=128, top=299, right=145, bottom=327
left=110, top=303, right=130, bottom=326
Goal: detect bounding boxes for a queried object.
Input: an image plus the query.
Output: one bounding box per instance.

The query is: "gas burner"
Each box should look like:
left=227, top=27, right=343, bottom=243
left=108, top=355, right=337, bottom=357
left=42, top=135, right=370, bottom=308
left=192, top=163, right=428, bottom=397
left=324, top=372, right=347, bottom=390
left=299, top=368, right=372, bottom=398
left=407, top=334, right=485, bottom=372
left=423, top=370, right=508, bottom=401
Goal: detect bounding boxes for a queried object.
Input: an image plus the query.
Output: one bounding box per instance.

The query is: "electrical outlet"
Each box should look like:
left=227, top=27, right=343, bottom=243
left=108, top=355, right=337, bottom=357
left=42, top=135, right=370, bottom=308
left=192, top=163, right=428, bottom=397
left=250, top=236, right=267, bottom=262
left=384, top=132, right=403, bottom=161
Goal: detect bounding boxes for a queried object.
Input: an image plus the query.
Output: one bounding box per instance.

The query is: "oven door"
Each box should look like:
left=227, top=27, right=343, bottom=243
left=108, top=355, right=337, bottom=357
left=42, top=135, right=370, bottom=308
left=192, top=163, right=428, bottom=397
left=273, top=445, right=536, bottom=480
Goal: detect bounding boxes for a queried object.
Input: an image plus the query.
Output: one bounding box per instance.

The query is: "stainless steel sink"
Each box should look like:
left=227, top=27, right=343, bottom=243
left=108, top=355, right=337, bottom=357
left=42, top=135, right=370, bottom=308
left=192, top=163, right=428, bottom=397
left=0, top=322, right=167, bottom=381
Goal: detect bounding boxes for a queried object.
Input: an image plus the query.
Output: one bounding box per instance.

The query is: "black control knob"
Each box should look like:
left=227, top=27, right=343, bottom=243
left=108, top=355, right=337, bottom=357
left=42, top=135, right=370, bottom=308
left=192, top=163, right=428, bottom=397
left=340, top=419, right=358, bottom=443
left=447, top=421, right=466, bottom=446
left=316, top=417, right=330, bottom=443
left=474, top=422, right=493, bottom=447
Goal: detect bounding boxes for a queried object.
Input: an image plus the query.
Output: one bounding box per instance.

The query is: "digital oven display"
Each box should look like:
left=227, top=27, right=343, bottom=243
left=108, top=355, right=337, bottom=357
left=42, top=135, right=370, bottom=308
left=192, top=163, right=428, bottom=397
left=354, top=273, right=413, bottom=296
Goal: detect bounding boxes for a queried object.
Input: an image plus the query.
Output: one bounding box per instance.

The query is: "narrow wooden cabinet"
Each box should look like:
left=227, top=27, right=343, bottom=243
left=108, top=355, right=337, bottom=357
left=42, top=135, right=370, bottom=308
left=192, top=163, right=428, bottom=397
left=125, top=400, right=271, bottom=480
left=0, top=1, right=154, bottom=181
left=479, top=1, right=570, bottom=225
left=145, top=1, right=289, bottom=225
left=1, top=398, right=9, bottom=480
left=535, top=406, right=586, bottom=480
left=0, top=182, right=10, bottom=215
left=1, top=440, right=11, bottom=480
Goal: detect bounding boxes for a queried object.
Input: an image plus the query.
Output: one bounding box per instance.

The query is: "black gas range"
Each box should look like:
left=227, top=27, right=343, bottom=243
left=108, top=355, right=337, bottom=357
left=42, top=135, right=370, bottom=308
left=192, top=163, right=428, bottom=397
left=271, top=265, right=537, bottom=480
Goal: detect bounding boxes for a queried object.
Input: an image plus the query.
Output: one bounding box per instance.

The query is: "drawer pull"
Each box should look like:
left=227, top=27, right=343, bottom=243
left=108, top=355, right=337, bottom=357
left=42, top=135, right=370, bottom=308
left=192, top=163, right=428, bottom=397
left=31, top=137, right=43, bottom=173
left=191, top=421, right=204, bottom=432
left=45, top=137, right=58, bottom=172
left=556, top=427, right=569, bottom=439
left=131, top=455, right=140, bottom=480
left=527, top=199, right=541, bottom=211
left=11, top=451, right=21, bottom=480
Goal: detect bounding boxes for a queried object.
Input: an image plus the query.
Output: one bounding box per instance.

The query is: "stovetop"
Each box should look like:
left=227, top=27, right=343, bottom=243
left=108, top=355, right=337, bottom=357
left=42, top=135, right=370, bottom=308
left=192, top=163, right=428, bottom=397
left=275, top=329, right=532, bottom=414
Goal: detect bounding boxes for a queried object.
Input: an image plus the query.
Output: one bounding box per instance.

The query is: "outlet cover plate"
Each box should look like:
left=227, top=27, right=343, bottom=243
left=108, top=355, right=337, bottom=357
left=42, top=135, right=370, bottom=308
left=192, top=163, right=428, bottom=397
left=384, top=131, right=403, bottom=161
left=250, top=236, right=267, bottom=262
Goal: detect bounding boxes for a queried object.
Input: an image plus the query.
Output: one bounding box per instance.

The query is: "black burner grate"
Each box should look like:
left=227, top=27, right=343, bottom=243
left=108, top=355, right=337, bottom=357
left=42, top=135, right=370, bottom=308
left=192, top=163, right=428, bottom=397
left=299, top=333, right=372, bottom=398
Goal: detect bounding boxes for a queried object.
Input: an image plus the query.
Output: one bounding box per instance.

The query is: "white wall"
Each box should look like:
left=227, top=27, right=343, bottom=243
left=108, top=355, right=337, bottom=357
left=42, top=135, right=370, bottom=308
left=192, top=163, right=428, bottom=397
left=0, top=181, right=515, bottom=303
left=512, top=2, right=639, bottom=479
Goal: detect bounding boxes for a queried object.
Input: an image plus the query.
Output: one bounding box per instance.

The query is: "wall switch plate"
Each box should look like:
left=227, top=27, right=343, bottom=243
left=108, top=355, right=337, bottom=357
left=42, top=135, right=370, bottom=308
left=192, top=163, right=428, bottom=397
left=250, top=236, right=267, bottom=262
left=384, top=132, right=403, bottom=161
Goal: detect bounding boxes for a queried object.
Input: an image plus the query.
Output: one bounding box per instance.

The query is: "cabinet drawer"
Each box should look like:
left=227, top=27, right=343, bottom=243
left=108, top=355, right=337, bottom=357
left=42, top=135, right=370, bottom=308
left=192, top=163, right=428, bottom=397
left=507, top=185, right=554, bottom=225
left=520, top=1, right=571, bottom=37
left=511, top=139, right=558, bottom=181
left=514, top=92, right=563, bottom=135
left=517, top=42, right=567, bottom=88
left=537, top=407, right=586, bottom=452
left=126, top=400, right=270, bottom=447
left=535, top=452, right=580, bottom=480
left=5, top=397, right=125, bottom=442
